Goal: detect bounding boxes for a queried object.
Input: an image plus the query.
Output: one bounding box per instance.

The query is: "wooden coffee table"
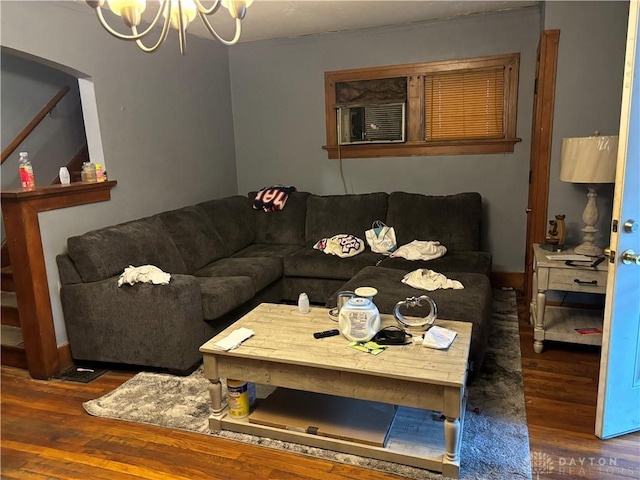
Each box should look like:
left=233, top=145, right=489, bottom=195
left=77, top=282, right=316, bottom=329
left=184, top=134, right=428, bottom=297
left=200, top=303, right=472, bottom=478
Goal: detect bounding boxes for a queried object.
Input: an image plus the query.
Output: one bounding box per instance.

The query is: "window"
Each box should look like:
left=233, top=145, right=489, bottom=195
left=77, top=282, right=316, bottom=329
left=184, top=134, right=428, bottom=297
left=323, top=53, right=521, bottom=158
left=425, top=68, right=504, bottom=140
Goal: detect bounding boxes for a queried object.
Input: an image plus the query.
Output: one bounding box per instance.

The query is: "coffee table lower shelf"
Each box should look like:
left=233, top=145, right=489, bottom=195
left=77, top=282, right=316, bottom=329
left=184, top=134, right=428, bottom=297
left=209, top=398, right=466, bottom=477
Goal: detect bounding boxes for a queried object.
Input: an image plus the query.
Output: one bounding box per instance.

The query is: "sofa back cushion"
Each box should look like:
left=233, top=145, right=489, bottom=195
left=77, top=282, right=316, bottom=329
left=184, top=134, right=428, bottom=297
left=67, top=216, right=188, bottom=283
left=156, top=206, right=226, bottom=273
left=197, top=196, right=256, bottom=256
left=249, top=190, right=309, bottom=245
left=386, top=192, right=482, bottom=252
left=305, top=193, right=388, bottom=246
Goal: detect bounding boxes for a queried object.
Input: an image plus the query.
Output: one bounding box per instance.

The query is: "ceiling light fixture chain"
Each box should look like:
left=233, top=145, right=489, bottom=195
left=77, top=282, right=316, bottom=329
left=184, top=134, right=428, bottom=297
left=87, top=0, right=252, bottom=55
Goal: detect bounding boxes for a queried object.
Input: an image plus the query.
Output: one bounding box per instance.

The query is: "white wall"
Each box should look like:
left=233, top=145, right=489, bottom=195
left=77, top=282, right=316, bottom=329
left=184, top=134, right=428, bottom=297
left=229, top=7, right=541, bottom=273
left=544, top=1, right=629, bottom=248
left=0, top=1, right=238, bottom=345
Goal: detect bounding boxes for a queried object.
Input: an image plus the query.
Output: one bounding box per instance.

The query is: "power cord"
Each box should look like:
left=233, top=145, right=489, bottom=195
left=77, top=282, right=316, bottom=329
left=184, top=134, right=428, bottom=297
left=337, top=141, right=348, bottom=194
left=335, top=107, right=348, bottom=194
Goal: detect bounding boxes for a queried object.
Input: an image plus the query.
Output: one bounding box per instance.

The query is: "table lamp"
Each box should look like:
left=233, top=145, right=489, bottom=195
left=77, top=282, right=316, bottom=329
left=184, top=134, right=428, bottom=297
left=559, top=133, right=618, bottom=256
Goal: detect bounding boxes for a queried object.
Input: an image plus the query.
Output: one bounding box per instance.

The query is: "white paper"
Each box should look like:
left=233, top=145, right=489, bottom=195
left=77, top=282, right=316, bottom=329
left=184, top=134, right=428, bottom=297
left=545, top=254, right=592, bottom=262
left=422, top=326, right=457, bottom=349
left=214, top=327, right=255, bottom=351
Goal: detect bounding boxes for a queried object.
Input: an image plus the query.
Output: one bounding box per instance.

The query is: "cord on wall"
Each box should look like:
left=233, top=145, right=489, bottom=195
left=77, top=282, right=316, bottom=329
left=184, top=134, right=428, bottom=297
left=335, top=108, right=348, bottom=194
left=337, top=142, right=348, bottom=194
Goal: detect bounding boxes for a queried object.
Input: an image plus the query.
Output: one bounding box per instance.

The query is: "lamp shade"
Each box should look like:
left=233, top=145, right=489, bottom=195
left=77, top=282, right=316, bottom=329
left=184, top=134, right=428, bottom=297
left=559, top=135, right=618, bottom=183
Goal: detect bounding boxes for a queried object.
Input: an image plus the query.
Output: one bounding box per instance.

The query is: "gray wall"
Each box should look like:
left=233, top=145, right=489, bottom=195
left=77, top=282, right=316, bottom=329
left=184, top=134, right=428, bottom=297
left=229, top=7, right=541, bottom=273
left=1, top=51, right=86, bottom=242
left=229, top=1, right=629, bottom=273
left=544, top=1, right=629, bottom=248
left=1, top=52, right=86, bottom=191
left=1, top=1, right=238, bottom=345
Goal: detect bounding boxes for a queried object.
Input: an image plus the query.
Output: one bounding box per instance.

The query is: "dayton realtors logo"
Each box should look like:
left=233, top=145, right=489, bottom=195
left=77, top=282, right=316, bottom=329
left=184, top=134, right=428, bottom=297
left=531, top=451, right=637, bottom=478
left=531, top=451, right=555, bottom=478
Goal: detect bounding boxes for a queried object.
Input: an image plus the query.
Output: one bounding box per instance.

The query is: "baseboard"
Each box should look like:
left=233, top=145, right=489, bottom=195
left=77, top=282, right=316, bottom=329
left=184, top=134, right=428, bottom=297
left=490, top=271, right=525, bottom=292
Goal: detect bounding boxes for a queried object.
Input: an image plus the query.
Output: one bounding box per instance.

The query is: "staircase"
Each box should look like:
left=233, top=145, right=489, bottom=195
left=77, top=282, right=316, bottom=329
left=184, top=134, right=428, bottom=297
left=1, top=85, right=92, bottom=377
left=0, top=142, right=89, bottom=374
left=1, top=266, right=27, bottom=369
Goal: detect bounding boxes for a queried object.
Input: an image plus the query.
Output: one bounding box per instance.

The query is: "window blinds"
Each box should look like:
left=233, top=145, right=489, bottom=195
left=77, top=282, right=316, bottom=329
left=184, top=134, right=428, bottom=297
left=425, top=67, right=505, bottom=141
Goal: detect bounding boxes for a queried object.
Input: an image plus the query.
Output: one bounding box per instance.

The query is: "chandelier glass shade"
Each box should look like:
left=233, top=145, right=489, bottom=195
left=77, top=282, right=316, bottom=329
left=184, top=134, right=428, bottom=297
left=87, top=0, right=252, bottom=54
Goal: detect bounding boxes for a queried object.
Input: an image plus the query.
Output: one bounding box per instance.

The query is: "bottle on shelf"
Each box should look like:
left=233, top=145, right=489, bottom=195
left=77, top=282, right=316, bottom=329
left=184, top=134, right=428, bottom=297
left=18, top=151, right=36, bottom=190
left=59, top=166, right=71, bottom=185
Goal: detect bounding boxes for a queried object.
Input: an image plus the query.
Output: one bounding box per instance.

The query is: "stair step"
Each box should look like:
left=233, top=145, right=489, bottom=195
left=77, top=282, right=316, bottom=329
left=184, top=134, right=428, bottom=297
left=1, top=326, right=26, bottom=368
left=1, top=344, right=27, bottom=370
left=1, top=325, right=24, bottom=348
left=1, top=292, right=20, bottom=327
left=1, top=266, right=14, bottom=292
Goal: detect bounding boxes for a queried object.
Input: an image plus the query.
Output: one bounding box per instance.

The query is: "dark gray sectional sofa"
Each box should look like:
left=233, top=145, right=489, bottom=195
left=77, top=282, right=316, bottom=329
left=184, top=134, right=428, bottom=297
left=57, top=191, right=492, bottom=374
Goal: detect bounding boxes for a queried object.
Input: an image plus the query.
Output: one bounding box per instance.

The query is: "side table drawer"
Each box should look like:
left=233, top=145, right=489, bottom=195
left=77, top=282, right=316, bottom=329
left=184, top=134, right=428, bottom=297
left=548, top=268, right=607, bottom=293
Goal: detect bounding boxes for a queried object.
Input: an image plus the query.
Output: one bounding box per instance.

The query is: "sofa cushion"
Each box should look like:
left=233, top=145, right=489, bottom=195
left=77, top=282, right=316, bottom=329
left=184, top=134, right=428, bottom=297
left=67, top=216, right=188, bottom=283
left=379, top=251, right=492, bottom=276
left=284, top=248, right=382, bottom=280
left=386, top=192, right=482, bottom=252
left=194, top=257, right=283, bottom=292
left=327, top=266, right=493, bottom=376
left=195, top=276, right=255, bottom=320
left=197, top=196, right=256, bottom=256
left=156, top=206, right=226, bottom=273
left=232, top=244, right=305, bottom=259
left=305, top=193, right=388, bottom=246
left=249, top=191, right=309, bottom=245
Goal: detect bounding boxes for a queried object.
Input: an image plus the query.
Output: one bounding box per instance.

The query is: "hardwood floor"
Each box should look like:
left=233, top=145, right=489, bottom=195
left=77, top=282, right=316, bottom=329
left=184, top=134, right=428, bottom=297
left=2, top=294, right=639, bottom=480
left=516, top=293, right=640, bottom=480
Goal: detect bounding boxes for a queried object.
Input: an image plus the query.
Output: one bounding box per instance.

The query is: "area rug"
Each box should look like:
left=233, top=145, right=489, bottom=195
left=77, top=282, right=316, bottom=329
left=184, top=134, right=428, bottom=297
left=84, top=289, right=532, bottom=480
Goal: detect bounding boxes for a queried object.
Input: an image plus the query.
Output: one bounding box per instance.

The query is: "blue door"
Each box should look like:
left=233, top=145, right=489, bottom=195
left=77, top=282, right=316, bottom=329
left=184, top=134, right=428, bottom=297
left=596, top=1, right=640, bottom=440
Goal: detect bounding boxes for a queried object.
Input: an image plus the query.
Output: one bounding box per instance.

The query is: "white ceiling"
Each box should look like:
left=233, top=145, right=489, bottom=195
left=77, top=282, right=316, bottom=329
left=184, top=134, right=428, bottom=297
left=217, top=0, right=540, bottom=43
left=68, top=0, right=539, bottom=44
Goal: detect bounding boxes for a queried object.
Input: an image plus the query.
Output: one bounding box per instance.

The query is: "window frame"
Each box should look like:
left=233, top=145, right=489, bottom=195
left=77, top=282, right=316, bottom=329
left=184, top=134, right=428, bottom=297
left=323, top=53, right=521, bottom=159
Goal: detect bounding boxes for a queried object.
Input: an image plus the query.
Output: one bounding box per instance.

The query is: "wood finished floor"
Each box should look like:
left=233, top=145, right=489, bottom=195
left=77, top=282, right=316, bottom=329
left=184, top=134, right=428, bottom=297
left=2, top=294, right=639, bottom=480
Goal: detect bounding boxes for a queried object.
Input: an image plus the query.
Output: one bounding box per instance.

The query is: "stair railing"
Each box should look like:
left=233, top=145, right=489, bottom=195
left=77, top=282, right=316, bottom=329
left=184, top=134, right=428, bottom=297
left=1, top=85, right=79, bottom=267
left=1, top=85, right=70, bottom=164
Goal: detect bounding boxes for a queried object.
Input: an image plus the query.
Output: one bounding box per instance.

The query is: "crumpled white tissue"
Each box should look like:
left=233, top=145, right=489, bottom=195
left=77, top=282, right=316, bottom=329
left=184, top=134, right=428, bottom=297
left=117, top=265, right=171, bottom=287
left=402, top=269, right=464, bottom=291
left=390, top=240, right=447, bottom=261
left=214, top=327, right=255, bottom=351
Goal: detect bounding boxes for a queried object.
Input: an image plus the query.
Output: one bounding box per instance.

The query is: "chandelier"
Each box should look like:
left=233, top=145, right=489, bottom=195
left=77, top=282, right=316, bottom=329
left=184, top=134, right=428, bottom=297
left=86, top=0, right=252, bottom=55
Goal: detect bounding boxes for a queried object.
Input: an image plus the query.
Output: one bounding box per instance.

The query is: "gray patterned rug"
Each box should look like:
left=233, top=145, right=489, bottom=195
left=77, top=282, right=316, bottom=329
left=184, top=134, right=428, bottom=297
left=84, top=290, right=531, bottom=480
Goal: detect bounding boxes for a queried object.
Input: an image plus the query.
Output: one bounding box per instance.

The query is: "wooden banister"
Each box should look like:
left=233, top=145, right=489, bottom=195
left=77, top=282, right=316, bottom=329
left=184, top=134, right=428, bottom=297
left=1, top=180, right=117, bottom=379
left=1, top=86, right=71, bottom=165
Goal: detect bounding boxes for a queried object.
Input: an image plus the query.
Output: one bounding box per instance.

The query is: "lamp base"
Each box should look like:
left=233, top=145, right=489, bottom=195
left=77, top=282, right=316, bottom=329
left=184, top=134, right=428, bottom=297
left=574, top=185, right=605, bottom=257
left=574, top=242, right=604, bottom=257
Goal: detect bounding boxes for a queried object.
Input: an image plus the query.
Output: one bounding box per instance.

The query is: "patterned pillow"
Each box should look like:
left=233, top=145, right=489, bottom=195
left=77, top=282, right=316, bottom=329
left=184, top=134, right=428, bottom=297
left=313, top=234, right=364, bottom=258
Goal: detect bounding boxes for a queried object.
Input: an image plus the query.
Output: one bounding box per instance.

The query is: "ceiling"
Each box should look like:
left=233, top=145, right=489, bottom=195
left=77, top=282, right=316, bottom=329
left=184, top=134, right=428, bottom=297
left=69, top=0, right=540, bottom=44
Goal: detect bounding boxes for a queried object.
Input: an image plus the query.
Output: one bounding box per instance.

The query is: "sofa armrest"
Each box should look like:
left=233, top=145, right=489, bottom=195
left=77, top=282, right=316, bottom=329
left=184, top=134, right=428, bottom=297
left=56, top=253, right=83, bottom=285
left=60, top=274, right=209, bottom=371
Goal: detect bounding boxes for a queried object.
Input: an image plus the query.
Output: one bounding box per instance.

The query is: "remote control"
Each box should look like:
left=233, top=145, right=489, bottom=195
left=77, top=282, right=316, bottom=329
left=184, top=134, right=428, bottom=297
left=313, top=329, right=340, bottom=339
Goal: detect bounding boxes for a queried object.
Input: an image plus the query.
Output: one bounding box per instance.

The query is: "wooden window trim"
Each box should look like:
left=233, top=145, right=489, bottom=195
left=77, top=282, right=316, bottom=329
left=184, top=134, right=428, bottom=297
left=323, top=53, right=522, bottom=159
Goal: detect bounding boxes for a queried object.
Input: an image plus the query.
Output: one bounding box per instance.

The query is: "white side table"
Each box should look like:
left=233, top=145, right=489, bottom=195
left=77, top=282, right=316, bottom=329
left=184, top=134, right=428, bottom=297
left=530, top=243, right=607, bottom=353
